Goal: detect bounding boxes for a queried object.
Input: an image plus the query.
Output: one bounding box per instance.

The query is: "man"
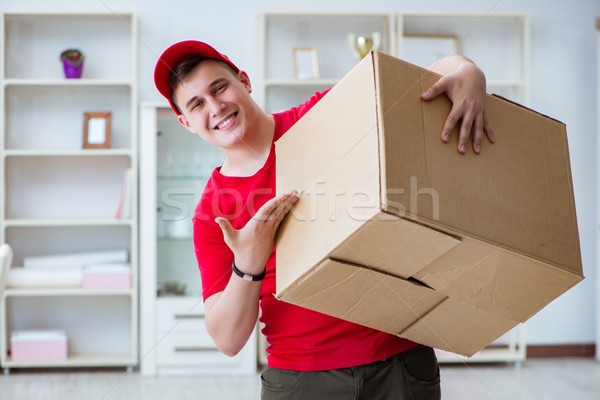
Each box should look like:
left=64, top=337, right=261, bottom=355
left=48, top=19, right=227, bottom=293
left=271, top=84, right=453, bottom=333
left=154, top=40, right=494, bottom=399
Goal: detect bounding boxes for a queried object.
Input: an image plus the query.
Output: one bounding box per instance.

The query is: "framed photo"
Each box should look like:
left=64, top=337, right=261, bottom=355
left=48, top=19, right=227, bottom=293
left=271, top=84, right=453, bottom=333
left=292, top=47, right=320, bottom=80
left=401, top=34, right=461, bottom=68
left=83, top=111, right=112, bottom=149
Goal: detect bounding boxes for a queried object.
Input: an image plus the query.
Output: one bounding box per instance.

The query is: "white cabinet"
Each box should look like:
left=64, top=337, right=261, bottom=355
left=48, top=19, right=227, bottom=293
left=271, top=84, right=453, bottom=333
left=0, top=12, right=138, bottom=371
left=258, top=12, right=530, bottom=365
left=139, top=102, right=257, bottom=376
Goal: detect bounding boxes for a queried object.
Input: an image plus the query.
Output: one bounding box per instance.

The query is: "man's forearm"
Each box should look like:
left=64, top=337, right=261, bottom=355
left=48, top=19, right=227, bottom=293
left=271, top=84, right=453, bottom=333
left=204, top=275, right=262, bottom=357
left=425, top=54, right=478, bottom=76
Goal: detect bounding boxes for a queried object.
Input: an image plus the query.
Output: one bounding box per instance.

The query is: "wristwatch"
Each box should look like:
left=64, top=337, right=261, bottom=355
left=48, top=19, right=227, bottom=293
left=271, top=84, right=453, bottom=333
left=232, top=261, right=266, bottom=282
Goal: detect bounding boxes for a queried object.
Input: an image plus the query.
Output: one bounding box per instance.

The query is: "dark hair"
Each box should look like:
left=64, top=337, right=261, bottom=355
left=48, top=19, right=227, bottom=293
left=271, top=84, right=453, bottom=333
left=168, top=56, right=238, bottom=114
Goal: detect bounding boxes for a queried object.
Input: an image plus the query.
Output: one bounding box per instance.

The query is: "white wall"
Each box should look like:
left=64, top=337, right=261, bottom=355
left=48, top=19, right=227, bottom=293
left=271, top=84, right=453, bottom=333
left=6, top=0, right=598, bottom=346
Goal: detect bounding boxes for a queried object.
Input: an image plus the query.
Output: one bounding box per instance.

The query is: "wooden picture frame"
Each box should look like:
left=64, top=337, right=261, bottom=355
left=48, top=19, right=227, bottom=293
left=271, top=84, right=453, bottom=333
left=402, top=33, right=461, bottom=68
left=83, top=111, right=112, bottom=149
left=292, top=47, right=320, bottom=80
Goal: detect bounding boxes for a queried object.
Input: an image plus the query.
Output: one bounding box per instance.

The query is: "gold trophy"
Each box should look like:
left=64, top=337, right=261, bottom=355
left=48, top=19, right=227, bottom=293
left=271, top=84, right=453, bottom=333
left=347, top=32, right=381, bottom=58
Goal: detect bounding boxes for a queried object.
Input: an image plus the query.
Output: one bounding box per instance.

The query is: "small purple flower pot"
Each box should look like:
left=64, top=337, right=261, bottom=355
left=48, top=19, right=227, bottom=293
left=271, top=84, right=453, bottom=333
left=63, top=59, right=84, bottom=79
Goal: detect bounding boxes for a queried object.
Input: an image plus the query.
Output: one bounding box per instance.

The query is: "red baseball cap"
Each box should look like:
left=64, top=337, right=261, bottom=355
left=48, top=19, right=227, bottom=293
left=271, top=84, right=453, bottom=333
left=154, top=40, right=240, bottom=115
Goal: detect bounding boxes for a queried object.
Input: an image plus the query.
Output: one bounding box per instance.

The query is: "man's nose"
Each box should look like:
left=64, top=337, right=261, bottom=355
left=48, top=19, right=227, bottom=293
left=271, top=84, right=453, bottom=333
left=207, top=97, right=225, bottom=116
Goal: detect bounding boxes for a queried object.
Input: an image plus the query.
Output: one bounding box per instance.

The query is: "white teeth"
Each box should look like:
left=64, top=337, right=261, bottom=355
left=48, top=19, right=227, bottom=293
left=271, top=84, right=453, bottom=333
left=217, top=115, right=235, bottom=129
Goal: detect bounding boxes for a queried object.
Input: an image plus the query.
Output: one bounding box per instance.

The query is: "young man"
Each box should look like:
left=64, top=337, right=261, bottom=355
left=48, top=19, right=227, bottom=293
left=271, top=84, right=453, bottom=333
left=154, top=40, right=494, bottom=399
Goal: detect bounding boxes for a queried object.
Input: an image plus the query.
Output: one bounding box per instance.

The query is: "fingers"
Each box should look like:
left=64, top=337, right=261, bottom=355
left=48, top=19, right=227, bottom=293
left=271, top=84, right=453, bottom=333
left=442, top=101, right=495, bottom=154
left=483, top=113, right=495, bottom=143
left=471, top=114, right=484, bottom=154
left=254, top=190, right=299, bottom=224
left=215, top=216, right=235, bottom=244
left=441, top=110, right=460, bottom=143
left=421, top=77, right=447, bottom=101
left=270, top=190, right=300, bottom=223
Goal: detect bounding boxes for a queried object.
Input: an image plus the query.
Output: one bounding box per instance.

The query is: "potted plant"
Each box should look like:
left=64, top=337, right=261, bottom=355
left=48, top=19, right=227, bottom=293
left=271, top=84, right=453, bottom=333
left=60, top=49, right=85, bottom=79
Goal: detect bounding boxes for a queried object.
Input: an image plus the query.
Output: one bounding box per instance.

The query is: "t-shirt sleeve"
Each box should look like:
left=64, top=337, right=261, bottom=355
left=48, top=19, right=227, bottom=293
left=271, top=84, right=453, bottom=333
left=193, top=213, right=233, bottom=302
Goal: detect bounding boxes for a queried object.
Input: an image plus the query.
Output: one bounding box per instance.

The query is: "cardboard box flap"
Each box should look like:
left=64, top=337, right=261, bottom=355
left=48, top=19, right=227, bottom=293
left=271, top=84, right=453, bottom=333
left=276, top=55, right=382, bottom=292
left=329, top=211, right=460, bottom=279
left=372, top=52, right=581, bottom=276
left=277, top=258, right=447, bottom=335
left=412, top=238, right=584, bottom=321
left=400, top=297, right=519, bottom=357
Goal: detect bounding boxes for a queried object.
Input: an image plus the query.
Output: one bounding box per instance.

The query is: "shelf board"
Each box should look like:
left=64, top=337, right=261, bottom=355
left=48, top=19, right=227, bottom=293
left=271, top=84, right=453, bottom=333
left=401, top=12, right=529, bottom=20
left=5, top=287, right=134, bottom=297
left=3, top=78, right=132, bottom=87
left=3, top=149, right=133, bottom=157
left=3, top=218, right=133, bottom=227
left=157, top=174, right=206, bottom=179
left=157, top=236, right=193, bottom=241
left=2, top=354, right=136, bottom=368
left=436, top=347, right=525, bottom=363
left=487, top=80, right=528, bottom=88
left=265, top=78, right=339, bottom=88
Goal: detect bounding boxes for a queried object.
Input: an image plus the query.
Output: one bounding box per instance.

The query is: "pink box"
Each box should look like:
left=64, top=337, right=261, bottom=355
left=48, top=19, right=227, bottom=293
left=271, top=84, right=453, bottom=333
left=82, top=264, right=131, bottom=290
left=11, top=330, right=67, bottom=362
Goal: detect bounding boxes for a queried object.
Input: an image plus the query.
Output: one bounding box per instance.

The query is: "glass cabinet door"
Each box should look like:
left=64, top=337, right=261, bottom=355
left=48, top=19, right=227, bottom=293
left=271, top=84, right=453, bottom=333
left=155, top=108, right=225, bottom=298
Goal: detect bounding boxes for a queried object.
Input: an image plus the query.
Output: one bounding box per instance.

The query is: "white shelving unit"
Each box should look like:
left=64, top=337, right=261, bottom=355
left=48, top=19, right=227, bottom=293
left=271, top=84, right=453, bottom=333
left=0, top=12, right=138, bottom=371
left=596, top=16, right=600, bottom=364
left=139, top=102, right=257, bottom=376
left=258, top=11, right=530, bottom=365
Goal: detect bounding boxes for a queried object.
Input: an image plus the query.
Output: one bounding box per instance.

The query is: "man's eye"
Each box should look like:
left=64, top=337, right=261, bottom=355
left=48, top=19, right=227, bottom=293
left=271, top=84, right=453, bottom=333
left=215, top=84, right=227, bottom=94
left=192, top=101, right=204, bottom=110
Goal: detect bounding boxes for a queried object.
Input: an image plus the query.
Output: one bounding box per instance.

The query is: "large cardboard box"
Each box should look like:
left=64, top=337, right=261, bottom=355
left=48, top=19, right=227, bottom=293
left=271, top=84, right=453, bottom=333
left=275, top=51, right=583, bottom=357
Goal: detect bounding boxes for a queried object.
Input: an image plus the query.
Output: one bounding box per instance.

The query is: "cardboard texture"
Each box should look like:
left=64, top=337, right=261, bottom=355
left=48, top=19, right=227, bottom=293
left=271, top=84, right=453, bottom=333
left=275, top=51, right=583, bottom=357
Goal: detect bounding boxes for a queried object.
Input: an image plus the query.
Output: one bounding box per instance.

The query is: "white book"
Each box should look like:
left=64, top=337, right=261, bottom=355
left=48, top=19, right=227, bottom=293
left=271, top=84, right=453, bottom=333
left=83, top=263, right=131, bottom=274
left=7, top=268, right=83, bottom=287
left=23, top=250, right=128, bottom=270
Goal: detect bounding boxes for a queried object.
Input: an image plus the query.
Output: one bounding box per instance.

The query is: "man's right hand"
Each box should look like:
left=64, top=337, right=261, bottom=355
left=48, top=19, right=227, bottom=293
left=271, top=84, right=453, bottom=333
left=214, top=190, right=300, bottom=276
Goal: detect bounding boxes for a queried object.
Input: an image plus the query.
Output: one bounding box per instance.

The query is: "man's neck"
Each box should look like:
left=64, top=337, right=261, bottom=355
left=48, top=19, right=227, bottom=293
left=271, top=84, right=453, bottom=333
left=219, top=114, right=275, bottom=177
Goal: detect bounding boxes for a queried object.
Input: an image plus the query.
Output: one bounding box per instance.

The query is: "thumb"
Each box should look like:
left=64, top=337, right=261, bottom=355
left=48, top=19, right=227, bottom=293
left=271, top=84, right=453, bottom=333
left=421, top=77, right=448, bottom=101
left=215, top=217, right=235, bottom=241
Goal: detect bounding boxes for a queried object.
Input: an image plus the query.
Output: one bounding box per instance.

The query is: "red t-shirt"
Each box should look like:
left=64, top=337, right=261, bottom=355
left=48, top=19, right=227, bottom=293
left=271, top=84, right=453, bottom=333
left=193, top=91, right=419, bottom=371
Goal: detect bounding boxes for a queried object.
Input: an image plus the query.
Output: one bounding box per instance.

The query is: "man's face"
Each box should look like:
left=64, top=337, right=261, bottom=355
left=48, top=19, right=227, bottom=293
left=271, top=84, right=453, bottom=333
left=174, top=59, right=256, bottom=149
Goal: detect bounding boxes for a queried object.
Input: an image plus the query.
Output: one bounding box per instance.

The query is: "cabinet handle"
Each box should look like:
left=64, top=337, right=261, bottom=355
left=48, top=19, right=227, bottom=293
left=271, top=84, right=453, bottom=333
left=174, top=347, right=215, bottom=353
left=174, top=314, right=203, bottom=320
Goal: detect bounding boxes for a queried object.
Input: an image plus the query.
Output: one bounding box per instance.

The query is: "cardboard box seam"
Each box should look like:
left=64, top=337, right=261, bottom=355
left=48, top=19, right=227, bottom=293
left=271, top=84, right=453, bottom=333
left=390, top=213, right=583, bottom=278
left=395, top=296, right=450, bottom=336
left=372, top=51, right=386, bottom=217
left=520, top=274, right=585, bottom=323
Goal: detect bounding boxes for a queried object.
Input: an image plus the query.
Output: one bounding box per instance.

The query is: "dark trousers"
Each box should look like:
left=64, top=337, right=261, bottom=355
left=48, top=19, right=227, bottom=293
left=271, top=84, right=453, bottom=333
left=261, top=346, right=441, bottom=400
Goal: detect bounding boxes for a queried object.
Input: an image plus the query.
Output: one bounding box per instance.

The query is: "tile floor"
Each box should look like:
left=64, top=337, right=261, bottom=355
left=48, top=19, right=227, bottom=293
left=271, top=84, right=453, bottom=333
left=0, top=358, right=599, bottom=400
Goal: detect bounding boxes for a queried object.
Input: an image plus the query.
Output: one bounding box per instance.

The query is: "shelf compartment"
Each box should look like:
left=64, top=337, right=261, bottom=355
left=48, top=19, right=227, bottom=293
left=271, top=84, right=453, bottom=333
left=3, top=13, right=135, bottom=81
left=263, top=13, right=393, bottom=81
left=4, top=85, right=132, bottom=150
left=4, top=225, right=132, bottom=267
left=4, top=156, right=131, bottom=220
left=400, top=14, right=528, bottom=84
left=5, top=296, right=133, bottom=360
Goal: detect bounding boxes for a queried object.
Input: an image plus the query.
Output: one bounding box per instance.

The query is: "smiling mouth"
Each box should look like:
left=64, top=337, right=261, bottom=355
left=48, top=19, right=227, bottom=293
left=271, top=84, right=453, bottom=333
left=215, top=113, right=237, bottom=130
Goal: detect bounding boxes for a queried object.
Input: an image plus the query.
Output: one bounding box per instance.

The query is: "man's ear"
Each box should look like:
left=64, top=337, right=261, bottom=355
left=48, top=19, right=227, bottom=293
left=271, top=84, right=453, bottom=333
left=178, top=114, right=194, bottom=133
left=238, top=70, right=252, bottom=94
